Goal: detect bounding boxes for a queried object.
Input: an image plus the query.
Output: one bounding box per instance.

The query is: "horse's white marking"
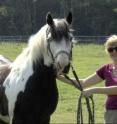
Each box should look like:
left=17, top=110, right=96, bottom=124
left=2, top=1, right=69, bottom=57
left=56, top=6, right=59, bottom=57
left=0, top=114, right=9, bottom=123
left=50, top=38, right=71, bottom=57
left=49, top=38, right=71, bottom=72
left=3, top=58, right=33, bottom=123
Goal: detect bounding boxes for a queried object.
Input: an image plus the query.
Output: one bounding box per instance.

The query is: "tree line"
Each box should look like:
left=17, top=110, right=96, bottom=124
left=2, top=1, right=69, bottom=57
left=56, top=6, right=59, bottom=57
left=0, top=0, right=117, bottom=36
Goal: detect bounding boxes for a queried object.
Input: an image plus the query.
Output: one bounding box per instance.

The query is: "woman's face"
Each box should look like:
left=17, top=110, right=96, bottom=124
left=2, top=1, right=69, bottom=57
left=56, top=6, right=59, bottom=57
left=107, top=44, right=117, bottom=62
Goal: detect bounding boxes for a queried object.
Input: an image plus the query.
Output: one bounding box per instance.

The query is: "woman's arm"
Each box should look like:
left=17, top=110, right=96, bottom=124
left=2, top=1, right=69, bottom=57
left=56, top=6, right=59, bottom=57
left=82, top=86, right=117, bottom=97
left=57, top=75, right=73, bottom=85
left=57, top=72, right=103, bottom=89
left=80, top=72, right=103, bottom=89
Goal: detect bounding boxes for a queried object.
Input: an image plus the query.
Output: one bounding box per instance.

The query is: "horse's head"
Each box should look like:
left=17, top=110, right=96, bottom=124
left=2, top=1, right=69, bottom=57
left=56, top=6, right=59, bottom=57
left=46, top=12, right=73, bottom=75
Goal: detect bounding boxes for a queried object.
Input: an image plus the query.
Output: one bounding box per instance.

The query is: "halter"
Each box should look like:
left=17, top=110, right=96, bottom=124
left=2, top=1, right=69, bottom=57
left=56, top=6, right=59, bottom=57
left=46, top=27, right=73, bottom=64
left=47, top=43, right=71, bottom=63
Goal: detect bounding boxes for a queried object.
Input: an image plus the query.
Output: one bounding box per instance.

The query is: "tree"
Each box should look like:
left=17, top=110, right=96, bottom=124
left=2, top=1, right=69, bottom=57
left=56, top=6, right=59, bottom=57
left=0, top=0, right=117, bottom=36
left=4, top=0, right=61, bottom=35
left=72, top=0, right=117, bottom=35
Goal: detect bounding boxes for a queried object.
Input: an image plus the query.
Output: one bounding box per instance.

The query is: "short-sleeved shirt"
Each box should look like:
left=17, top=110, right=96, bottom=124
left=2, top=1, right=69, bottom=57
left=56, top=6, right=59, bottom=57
left=96, top=64, right=117, bottom=110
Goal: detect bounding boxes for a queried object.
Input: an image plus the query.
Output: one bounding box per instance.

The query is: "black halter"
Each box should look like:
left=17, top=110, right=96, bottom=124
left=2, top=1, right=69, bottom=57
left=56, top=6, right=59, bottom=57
left=46, top=27, right=73, bottom=64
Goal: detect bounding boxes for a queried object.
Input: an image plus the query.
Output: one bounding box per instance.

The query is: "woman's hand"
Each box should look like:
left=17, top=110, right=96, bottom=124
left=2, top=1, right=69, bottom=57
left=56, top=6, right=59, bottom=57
left=82, top=88, right=95, bottom=97
left=57, top=75, right=81, bottom=90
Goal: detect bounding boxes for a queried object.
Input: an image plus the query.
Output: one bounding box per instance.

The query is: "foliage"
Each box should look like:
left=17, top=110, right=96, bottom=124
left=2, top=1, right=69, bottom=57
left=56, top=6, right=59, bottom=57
left=73, top=0, right=117, bottom=35
left=0, top=0, right=117, bottom=36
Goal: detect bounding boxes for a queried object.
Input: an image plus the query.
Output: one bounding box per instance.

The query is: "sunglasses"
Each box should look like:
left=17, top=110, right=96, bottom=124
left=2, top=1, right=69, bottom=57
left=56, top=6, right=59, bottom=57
left=107, top=46, right=117, bottom=53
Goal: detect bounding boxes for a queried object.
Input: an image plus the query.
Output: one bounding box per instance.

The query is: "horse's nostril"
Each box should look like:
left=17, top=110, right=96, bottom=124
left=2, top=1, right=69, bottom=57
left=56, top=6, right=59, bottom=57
left=57, top=60, right=70, bottom=74
left=62, top=63, right=70, bottom=74
left=57, top=61, right=67, bottom=70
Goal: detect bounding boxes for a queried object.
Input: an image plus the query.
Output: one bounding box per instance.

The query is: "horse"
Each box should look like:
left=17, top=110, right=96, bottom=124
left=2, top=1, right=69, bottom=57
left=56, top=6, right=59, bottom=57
left=0, top=12, right=73, bottom=124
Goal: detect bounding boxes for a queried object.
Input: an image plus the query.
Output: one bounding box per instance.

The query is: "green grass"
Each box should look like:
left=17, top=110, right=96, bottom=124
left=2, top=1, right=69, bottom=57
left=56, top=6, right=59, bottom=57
left=0, top=41, right=26, bottom=60
left=0, top=42, right=111, bottom=123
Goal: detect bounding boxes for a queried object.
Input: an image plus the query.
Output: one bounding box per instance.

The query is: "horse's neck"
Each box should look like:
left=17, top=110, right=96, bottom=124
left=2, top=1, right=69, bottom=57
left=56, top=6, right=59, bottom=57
left=33, top=59, right=56, bottom=80
left=13, top=25, right=53, bottom=70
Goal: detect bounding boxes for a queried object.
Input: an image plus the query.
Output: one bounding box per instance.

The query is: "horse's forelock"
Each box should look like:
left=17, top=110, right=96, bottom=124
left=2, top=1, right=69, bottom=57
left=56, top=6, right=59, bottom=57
left=50, top=19, right=70, bottom=41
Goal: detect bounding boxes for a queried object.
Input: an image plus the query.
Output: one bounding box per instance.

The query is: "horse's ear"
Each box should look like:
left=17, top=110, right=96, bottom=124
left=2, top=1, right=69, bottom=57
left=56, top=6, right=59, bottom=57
left=46, top=12, right=54, bottom=26
left=66, top=12, right=72, bottom=25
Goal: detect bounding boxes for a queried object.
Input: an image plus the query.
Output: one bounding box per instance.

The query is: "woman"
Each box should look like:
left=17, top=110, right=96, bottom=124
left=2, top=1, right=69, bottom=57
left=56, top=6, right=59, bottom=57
left=57, top=35, right=117, bottom=123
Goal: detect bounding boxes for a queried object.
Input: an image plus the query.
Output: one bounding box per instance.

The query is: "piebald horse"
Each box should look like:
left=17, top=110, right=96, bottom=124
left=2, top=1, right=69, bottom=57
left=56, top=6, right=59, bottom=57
left=0, top=12, right=73, bottom=124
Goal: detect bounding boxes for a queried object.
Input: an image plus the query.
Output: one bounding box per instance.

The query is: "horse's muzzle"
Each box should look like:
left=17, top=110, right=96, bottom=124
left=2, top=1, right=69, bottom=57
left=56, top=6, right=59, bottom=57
left=62, top=63, right=70, bottom=74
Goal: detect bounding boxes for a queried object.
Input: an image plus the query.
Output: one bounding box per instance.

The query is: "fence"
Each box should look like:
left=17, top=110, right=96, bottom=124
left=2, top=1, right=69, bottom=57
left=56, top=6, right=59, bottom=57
left=0, top=36, right=29, bottom=42
left=74, top=35, right=109, bottom=44
left=0, top=35, right=109, bottom=44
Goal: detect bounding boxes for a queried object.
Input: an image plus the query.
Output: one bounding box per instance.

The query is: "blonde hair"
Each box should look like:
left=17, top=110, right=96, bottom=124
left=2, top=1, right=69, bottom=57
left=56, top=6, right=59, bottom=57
left=105, top=35, right=117, bottom=48
left=105, top=35, right=117, bottom=52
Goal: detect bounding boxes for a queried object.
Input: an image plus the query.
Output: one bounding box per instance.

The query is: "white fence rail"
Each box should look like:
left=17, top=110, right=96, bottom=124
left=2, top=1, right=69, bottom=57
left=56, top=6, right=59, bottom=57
left=0, top=36, right=29, bottom=41
left=0, top=35, right=109, bottom=44
left=74, top=36, right=109, bottom=44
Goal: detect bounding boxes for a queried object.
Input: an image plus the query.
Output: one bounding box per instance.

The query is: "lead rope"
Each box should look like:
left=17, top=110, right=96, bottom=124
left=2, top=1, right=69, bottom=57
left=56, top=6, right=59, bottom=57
left=64, top=64, right=95, bottom=124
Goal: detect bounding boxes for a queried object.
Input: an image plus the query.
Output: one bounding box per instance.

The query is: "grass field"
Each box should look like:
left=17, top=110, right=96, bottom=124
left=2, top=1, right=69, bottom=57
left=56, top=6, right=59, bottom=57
left=0, top=42, right=111, bottom=123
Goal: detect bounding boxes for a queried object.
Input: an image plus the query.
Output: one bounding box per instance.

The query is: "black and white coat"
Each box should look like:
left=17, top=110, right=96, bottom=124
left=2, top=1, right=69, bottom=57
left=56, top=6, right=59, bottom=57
left=1, top=12, right=73, bottom=124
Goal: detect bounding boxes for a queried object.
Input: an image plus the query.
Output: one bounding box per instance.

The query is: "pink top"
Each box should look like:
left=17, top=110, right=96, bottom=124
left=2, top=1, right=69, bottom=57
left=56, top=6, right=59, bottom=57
left=96, top=64, right=117, bottom=110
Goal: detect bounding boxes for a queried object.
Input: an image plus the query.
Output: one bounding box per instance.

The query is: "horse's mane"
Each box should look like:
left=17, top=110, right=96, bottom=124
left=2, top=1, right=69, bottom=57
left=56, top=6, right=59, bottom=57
left=12, top=25, right=49, bottom=68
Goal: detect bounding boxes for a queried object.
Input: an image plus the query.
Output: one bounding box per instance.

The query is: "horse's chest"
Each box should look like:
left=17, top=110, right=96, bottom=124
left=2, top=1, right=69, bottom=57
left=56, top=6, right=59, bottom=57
left=14, top=69, right=58, bottom=117
left=4, top=64, right=34, bottom=116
